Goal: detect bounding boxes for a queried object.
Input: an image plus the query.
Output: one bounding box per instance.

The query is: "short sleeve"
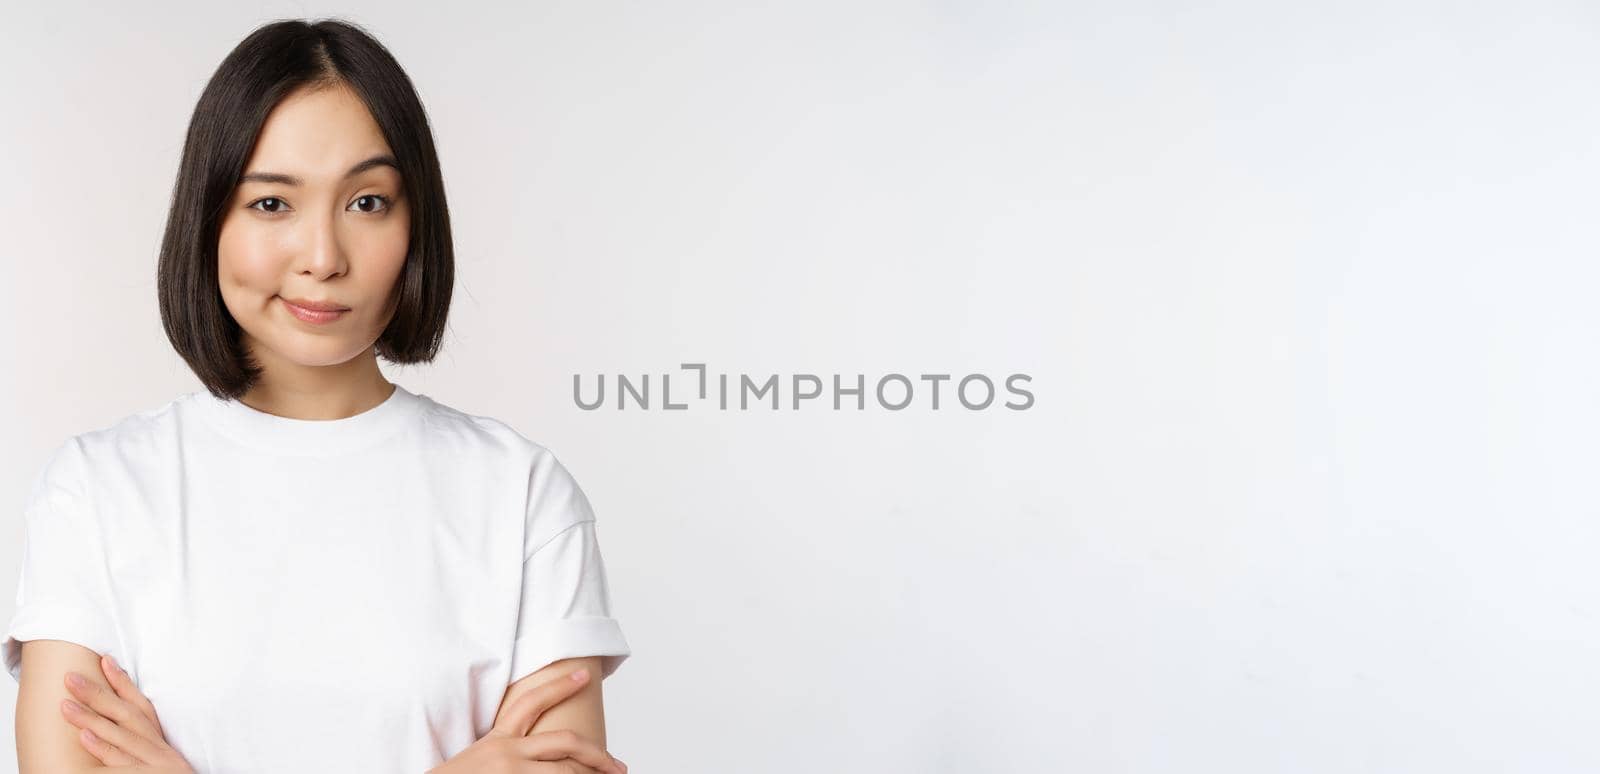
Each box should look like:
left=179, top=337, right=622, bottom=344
left=508, top=451, right=631, bottom=684
left=3, top=438, right=123, bottom=683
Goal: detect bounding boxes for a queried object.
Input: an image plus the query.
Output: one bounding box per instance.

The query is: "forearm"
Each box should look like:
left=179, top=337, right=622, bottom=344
left=20, top=764, right=109, bottom=774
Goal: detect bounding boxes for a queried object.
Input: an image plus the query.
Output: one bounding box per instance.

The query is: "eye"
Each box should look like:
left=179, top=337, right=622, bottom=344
left=248, top=197, right=290, bottom=214
left=350, top=194, right=393, bottom=214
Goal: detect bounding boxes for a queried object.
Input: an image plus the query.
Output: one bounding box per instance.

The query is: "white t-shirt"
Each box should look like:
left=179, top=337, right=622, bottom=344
left=3, top=383, right=631, bottom=772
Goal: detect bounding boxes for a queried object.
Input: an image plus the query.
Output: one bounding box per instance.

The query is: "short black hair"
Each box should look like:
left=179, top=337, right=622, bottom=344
left=158, top=17, right=454, bottom=400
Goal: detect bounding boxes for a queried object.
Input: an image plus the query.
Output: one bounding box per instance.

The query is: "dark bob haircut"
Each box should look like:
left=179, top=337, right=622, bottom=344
left=158, top=18, right=453, bottom=400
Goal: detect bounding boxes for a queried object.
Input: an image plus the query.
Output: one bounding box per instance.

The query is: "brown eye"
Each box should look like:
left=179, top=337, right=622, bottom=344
left=249, top=197, right=288, bottom=214
left=350, top=194, right=392, bottom=214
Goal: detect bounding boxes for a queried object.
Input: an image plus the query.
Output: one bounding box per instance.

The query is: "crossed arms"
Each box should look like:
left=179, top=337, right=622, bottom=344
left=14, top=639, right=611, bottom=773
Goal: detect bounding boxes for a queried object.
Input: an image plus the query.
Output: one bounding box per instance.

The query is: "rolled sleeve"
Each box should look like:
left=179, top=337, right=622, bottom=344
left=510, top=519, right=631, bottom=682
left=3, top=438, right=122, bottom=683
left=510, top=451, right=631, bottom=683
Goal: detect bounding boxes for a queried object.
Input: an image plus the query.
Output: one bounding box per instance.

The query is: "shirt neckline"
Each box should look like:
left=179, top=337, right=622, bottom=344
left=192, top=381, right=427, bottom=456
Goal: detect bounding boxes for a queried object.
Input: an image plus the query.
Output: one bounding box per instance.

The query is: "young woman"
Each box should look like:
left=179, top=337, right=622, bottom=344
left=4, top=18, right=631, bottom=773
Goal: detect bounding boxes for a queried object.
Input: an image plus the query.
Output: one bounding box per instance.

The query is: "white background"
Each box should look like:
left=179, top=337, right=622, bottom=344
left=3, top=2, right=1596, bottom=771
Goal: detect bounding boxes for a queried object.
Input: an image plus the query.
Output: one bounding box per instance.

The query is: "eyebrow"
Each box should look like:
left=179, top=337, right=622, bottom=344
left=238, top=154, right=400, bottom=186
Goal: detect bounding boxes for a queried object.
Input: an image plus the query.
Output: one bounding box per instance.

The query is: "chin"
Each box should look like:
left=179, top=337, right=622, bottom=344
left=259, top=333, right=371, bottom=368
left=292, top=351, right=365, bottom=368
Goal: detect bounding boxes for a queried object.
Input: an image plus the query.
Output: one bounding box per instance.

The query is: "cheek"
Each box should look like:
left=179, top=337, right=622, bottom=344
left=377, top=206, right=410, bottom=268
left=362, top=212, right=410, bottom=295
left=216, top=217, right=285, bottom=292
left=368, top=223, right=409, bottom=278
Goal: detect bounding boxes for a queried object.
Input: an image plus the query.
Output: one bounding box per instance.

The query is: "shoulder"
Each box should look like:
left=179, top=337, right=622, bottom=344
left=412, top=395, right=597, bottom=553
left=412, top=393, right=566, bottom=471
left=33, top=394, right=190, bottom=495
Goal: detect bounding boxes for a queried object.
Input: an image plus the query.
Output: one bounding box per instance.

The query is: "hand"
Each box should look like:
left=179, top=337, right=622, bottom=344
left=428, top=667, right=628, bottom=774
left=60, top=653, right=196, bottom=772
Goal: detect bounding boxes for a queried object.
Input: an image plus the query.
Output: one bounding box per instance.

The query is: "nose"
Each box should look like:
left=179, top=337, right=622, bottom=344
left=295, top=208, right=349, bottom=280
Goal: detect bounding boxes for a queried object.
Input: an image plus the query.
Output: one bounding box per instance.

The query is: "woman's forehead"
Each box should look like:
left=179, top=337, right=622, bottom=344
left=244, top=85, right=396, bottom=183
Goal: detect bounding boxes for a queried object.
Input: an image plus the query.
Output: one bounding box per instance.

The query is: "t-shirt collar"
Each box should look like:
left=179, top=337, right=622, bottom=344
left=191, top=381, right=426, bottom=456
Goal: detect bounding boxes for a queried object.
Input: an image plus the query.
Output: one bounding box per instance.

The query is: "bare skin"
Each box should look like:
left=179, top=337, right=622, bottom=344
left=215, top=80, right=409, bottom=418
left=47, top=651, right=623, bottom=773
left=16, top=80, right=625, bottom=773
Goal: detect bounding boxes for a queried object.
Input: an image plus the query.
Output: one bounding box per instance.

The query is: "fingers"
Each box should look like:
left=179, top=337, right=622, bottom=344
left=73, top=726, right=140, bottom=767
left=490, top=667, right=591, bottom=738
left=99, top=655, right=165, bottom=736
left=516, top=729, right=625, bottom=774
left=62, top=671, right=168, bottom=763
left=64, top=669, right=143, bottom=730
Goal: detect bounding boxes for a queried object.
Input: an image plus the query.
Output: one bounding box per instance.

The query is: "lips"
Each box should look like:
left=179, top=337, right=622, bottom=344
left=280, top=296, right=350, bottom=324
left=280, top=297, right=350, bottom=312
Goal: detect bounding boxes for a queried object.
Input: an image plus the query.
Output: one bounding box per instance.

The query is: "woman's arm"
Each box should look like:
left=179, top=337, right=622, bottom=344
left=14, top=638, right=113, bottom=772
left=495, top=656, right=611, bottom=749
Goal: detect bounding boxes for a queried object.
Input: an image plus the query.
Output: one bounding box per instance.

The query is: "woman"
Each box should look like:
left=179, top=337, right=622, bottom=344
left=5, top=18, right=631, bottom=773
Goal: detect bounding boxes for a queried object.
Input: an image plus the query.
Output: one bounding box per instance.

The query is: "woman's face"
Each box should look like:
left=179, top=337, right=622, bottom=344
left=217, top=82, right=410, bottom=371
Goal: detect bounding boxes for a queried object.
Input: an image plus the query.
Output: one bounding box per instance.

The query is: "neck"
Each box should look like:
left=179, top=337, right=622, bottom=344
left=238, top=342, right=394, bottom=421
